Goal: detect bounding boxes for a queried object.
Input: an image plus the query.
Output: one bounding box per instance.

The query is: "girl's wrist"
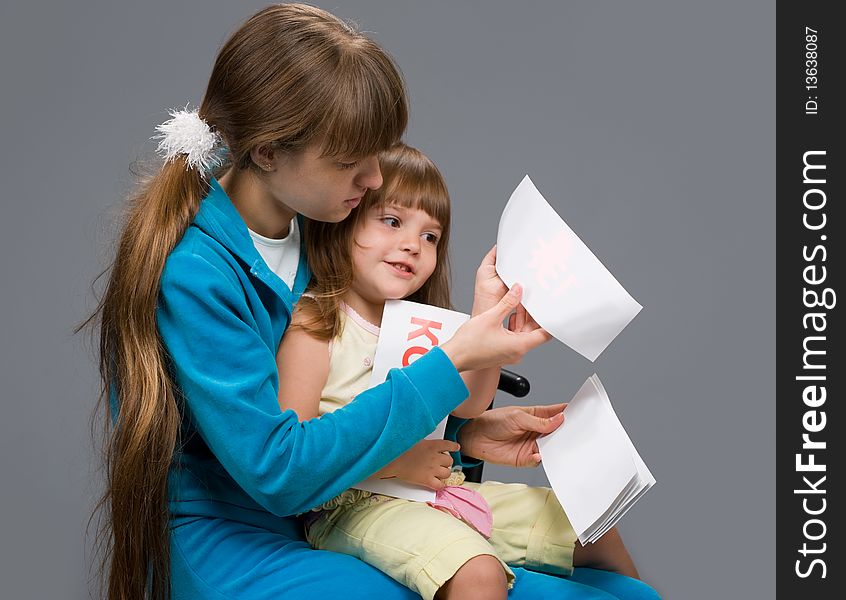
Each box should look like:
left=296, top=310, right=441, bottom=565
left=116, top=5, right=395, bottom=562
left=456, top=418, right=479, bottom=459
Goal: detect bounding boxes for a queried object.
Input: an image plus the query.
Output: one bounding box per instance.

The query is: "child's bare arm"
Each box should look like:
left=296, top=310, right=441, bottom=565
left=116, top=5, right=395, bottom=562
left=276, top=310, right=330, bottom=421
left=450, top=244, right=505, bottom=418
left=452, top=367, right=500, bottom=418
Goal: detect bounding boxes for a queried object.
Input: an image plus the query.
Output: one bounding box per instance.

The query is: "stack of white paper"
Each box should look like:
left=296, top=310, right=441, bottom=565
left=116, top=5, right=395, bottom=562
left=496, top=175, right=642, bottom=361
left=353, top=299, right=469, bottom=502
left=537, top=375, right=655, bottom=544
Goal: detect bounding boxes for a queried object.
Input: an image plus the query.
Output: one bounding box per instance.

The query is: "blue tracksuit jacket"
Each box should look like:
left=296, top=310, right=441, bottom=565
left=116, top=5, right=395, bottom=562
left=157, top=178, right=470, bottom=526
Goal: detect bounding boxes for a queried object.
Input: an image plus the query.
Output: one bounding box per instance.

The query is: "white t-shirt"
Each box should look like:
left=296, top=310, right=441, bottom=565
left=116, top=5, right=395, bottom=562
left=248, top=217, right=300, bottom=289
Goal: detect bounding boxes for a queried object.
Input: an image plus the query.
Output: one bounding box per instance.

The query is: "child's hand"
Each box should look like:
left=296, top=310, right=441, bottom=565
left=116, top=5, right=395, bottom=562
left=375, top=439, right=458, bottom=490
left=472, top=245, right=509, bottom=316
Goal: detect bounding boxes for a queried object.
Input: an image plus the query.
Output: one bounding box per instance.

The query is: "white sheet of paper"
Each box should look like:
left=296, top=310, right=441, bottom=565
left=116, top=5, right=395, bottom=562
left=582, top=376, right=656, bottom=543
left=496, top=175, right=642, bottom=361
left=353, top=299, right=470, bottom=502
left=537, top=375, right=655, bottom=544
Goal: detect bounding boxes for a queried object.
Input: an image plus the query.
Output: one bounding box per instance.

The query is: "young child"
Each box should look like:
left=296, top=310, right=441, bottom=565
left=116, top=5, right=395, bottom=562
left=277, top=143, right=641, bottom=600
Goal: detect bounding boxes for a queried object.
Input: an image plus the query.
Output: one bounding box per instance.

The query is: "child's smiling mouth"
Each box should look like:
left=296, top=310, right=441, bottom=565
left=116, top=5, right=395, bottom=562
left=386, top=261, right=415, bottom=277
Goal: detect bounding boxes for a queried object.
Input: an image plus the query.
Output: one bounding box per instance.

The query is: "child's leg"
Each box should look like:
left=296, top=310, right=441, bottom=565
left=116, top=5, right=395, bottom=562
left=306, top=495, right=513, bottom=600
left=467, top=481, right=649, bottom=587
left=464, top=481, right=577, bottom=576
left=436, top=554, right=507, bottom=600
left=573, top=526, right=639, bottom=579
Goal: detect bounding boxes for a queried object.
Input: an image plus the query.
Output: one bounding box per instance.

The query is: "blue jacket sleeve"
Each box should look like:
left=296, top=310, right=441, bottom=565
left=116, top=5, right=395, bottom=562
left=444, top=416, right=483, bottom=468
left=157, top=251, right=469, bottom=516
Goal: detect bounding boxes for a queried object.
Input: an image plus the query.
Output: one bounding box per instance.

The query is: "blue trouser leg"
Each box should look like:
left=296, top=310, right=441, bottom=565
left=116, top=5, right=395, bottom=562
left=567, top=567, right=662, bottom=600
left=171, top=516, right=660, bottom=599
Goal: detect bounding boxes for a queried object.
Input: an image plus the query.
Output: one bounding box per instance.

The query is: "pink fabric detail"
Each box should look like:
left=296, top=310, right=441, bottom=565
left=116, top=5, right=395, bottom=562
left=340, top=302, right=381, bottom=336
left=427, top=485, right=493, bottom=539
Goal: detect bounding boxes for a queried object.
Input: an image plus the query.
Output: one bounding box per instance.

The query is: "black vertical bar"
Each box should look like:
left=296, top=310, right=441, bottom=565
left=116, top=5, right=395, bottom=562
left=777, top=2, right=843, bottom=597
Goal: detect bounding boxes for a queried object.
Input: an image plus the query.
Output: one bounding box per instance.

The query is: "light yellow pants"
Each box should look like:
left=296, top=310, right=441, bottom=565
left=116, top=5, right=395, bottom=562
left=305, top=481, right=576, bottom=600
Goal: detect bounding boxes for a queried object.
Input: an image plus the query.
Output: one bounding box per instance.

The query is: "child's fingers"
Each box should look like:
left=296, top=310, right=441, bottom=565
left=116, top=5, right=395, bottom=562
left=430, top=439, right=460, bottom=454
left=437, top=453, right=454, bottom=469
left=428, top=475, right=447, bottom=490
left=515, top=303, right=527, bottom=331
left=522, top=307, right=543, bottom=332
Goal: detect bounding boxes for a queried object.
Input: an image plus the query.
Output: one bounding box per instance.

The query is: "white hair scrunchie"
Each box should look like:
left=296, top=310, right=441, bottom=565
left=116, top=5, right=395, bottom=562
left=153, top=108, right=223, bottom=174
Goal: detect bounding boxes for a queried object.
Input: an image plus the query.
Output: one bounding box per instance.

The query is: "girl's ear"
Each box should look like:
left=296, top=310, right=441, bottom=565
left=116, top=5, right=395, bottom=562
left=250, top=144, right=276, bottom=171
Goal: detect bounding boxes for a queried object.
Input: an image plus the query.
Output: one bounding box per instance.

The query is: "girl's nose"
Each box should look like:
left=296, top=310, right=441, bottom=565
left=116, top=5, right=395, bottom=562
left=356, top=155, right=383, bottom=191
left=400, top=234, right=420, bottom=254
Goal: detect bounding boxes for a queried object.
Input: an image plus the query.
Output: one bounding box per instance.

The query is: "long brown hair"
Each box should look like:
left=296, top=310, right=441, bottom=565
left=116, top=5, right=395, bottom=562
left=300, top=142, right=452, bottom=340
left=83, top=5, right=407, bottom=598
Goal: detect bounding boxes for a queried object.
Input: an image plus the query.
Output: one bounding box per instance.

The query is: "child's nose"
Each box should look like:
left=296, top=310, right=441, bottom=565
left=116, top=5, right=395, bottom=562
left=356, top=156, right=383, bottom=191
left=400, top=234, right=420, bottom=254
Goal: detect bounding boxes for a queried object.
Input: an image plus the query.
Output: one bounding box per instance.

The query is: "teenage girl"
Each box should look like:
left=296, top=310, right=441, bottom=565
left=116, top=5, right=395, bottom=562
left=278, top=143, right=660, bottom=600
left=88, top=4, right=656, bottom=599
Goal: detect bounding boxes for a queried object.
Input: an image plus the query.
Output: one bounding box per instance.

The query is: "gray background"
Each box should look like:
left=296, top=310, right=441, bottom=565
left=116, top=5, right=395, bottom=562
left=0, top=1, right=774, bottom=598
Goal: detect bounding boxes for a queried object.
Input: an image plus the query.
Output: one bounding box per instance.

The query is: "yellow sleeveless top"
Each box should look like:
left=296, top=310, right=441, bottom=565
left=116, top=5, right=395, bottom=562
left=318, top=303, right=381, bottom=416
left=312, top=303, right=382, bottom=511
left=310, top=303, right=467, bottom=513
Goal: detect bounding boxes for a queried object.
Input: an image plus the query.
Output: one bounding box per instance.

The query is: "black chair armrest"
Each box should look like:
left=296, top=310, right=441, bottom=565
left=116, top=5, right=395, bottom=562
left=497, top=368, right=531, bottom=398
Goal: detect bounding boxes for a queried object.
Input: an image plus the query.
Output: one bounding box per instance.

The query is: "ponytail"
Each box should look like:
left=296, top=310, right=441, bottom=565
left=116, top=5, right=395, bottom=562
left=85, top=4, right=410, bottom=597
left=88, top=157, right=206, bottom=599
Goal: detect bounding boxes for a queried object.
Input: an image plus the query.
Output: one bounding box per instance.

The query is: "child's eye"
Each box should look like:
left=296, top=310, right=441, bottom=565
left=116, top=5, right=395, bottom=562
left=381, top=216, right=400, bottom=228
left=337, top=160, right=359, bottom=170
left=422, top=232, right=439, bottom=244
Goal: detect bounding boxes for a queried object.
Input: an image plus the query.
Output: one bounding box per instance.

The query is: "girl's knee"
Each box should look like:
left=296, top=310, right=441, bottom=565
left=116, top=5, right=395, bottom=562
left=464, top=554, right=507, bottom=581
left=438, top=555, right=508, bottom=600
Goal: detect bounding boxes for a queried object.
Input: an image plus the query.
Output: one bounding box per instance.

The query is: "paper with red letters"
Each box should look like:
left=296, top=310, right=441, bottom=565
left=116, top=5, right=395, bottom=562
left=353, top=300, right=469, bottom=502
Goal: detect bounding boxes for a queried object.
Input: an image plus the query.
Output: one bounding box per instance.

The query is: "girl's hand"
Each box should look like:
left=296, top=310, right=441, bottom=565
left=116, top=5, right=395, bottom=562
left=441, top=284, right=551, bottom=372
left=373, top=439, right=459, bottom=490
left=458, top=403, right=567, bottom=467
left=472, top=245, right=508, bottom=316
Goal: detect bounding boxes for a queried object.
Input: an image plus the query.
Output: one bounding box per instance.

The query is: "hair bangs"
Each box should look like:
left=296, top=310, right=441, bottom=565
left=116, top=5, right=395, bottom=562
left=317, top=46, right=408, bottom=159
left=365, top=144, right=451, bottom=236
left=378, top=170, right=450, bottom=234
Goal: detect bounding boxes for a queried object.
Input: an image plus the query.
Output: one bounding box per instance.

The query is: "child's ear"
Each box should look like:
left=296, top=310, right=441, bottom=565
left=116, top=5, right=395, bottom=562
left=250, top=144, right=276, bottom=171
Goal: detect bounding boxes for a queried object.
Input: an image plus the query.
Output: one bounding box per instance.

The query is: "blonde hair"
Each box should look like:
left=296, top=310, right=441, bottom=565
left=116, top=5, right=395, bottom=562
left=83, top=5, right=407, bottom=599
left=300, top=142, right=452, bottom=340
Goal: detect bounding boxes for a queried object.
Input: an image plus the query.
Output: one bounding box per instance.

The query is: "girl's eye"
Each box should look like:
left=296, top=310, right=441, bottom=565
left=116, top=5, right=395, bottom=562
left=422, top=233, right=439, bottom=244
left=381, top=216, right=400, bottom=228
left=337, top=161, right=359, bottom=170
